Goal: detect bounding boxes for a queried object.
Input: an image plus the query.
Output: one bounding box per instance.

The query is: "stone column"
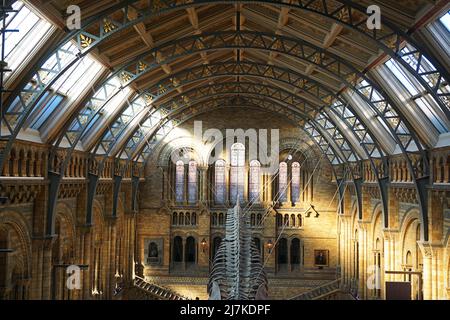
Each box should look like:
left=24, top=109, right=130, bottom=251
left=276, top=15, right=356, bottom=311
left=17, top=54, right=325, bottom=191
left=420, top=243, right=433, bottom=300
left=182, top=238, right=186, bottom=271
left=358, top=222, right=368, bottom=299
left=41, top=238, right=54, bottom=300
left=199, top=166, right=208, bottom=203
left=82, top=229, right=92, bottom=299
left=108, top=220, right=117, bottom=299
left=30, top=239, right=44, bottom=299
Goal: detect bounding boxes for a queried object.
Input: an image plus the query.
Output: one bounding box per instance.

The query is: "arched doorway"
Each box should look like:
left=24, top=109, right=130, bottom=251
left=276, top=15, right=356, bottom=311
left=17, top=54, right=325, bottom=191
left=172, top=236, right=183, bottom=269
left=290, top=238, right=301, bottom=271
left=277, top=238, right=288, bottom=272
left=185, top=237, right=196, bottom=269
left=0, top=214, right=31, bottom=300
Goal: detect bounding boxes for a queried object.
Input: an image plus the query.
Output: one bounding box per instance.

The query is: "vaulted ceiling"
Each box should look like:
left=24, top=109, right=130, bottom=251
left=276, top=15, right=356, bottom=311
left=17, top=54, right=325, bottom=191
left=2, top=0, right=449, bottom=175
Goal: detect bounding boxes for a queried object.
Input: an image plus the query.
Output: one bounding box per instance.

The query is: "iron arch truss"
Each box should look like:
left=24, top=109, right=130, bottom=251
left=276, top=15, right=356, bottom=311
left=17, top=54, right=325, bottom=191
left=2, top=0, right=449, bottom=165
left=0, top=4, right=442, bottom=241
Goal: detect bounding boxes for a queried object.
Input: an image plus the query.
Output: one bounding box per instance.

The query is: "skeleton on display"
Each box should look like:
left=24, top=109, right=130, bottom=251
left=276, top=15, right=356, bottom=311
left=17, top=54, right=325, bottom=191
left=208, top=196, right=268, bottom=300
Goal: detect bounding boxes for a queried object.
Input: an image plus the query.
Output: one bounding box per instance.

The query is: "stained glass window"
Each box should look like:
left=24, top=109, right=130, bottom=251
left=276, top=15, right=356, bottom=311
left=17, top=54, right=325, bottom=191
left=291, top=162, right=300, bottom=203
left=188, top=161, right=197, bottom=204
left=249, top=160, right=261, bottom=203
left=175, top=161, right=185, bottom=203
left=215, top=160, right=226, bottom=204
left=230, top=143, right=245, bottom=204
left=278, top=162, right=288, bottom=202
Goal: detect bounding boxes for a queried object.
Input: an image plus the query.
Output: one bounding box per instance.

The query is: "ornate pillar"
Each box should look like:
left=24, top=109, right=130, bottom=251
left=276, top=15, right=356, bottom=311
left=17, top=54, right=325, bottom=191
left=182, top=238, right=187, bottom=271
left=358, top=222, right=368, bottom=299
left=41, top=237, right=54, bottom=300
left=81, top=227, right=92, bottom=299
left=419, top=242, right=433, bottom=300
left=30, top=238, right=45, bottom=299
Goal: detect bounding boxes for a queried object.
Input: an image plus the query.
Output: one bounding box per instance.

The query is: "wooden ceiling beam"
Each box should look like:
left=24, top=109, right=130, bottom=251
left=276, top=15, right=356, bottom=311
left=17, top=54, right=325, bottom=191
left=126, top=4, right=175, bottom=85
left=268, top=3, right=291, bottom=65
left=186, top=7, right=210, bottom=65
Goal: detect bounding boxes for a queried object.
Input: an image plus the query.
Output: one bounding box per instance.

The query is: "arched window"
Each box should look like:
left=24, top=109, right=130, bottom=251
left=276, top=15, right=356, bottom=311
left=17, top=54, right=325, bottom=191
left=249, top=160, right=261, bottom=203
left=284, top=214, right=289, bottom=226
left=185, top=212, right=191, bottom=225
left=290, top=214, right=296, bottom=227
left=257, top=213, right=262, bottom=226
left=291, top=238, right=301, bottom=267
left=215, top=160, right=226, bottom=204
left=291, top=162, right=300, bottom=203
left=175, top=160, right=185, bottom=203
left=178, top=212, right=185, bottom=226
left=191, top=212, right=197, bottom=226
left=230, top=143, right=245, bottom=204
left=211, top=213, right=217, bottom=226
left=188, top=161, right=197, bottom=204
left=278, top=162, right=288, bottom=202
left=297, top=214, right=303, bottom=227
left=173, top=236, right=183, bottom=262
left=185, top=237, right=196, bottom=264
left=218, top=212, right=224, bottom=226
left=251, top=213, right=256, bottom=226
left=172, top=212, right=178, bottom=225
left=415, top=224, right=422, bottom=269
left=276, top=214, right=282, bottom=227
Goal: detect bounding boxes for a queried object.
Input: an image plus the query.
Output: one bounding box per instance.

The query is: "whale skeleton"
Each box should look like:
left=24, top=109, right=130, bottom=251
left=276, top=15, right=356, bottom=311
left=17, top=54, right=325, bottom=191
left=208, top=197, right=268, bottom=300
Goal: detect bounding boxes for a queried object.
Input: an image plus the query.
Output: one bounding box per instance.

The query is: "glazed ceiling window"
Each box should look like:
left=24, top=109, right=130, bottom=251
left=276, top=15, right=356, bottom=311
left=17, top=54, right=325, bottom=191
left=2, top=1, right=53, bottom=82
left=440, top=11, right=450, bottom=32
left=79, top=76, right=132, bottom=142
left=384, top=58, right=448, bottom=133
left=27, top=51, right=104, bottom=131
left=96, top=76, right=132, bottom=116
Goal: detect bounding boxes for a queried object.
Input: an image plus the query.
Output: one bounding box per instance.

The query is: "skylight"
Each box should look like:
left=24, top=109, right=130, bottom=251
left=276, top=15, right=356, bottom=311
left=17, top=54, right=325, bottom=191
left=440, top=11, right=450, bottom=32
left=2, top=1, right=52, bottom=81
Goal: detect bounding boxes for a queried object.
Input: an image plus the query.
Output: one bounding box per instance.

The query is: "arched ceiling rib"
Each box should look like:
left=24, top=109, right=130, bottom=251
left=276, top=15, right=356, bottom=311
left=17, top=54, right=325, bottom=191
left=39, top=29, right=422, bottom=167
left=2, top=0, right=442, bottom=240
left=2, top=0, right=445, bottom=240
left=2, top=2, right=448, bottom=159
left=89, top=61, right=394, bottom=157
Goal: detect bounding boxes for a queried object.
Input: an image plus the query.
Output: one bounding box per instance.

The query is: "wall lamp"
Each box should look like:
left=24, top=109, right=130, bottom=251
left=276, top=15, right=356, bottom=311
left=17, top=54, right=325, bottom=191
left=201, top=238, right=207, bottom=253
left=266, top=240, right=274, bottom=253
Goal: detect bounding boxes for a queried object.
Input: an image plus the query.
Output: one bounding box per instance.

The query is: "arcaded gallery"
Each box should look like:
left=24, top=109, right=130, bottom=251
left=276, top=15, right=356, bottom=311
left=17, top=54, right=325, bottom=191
left=0, top=0, right=449, bottom=302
